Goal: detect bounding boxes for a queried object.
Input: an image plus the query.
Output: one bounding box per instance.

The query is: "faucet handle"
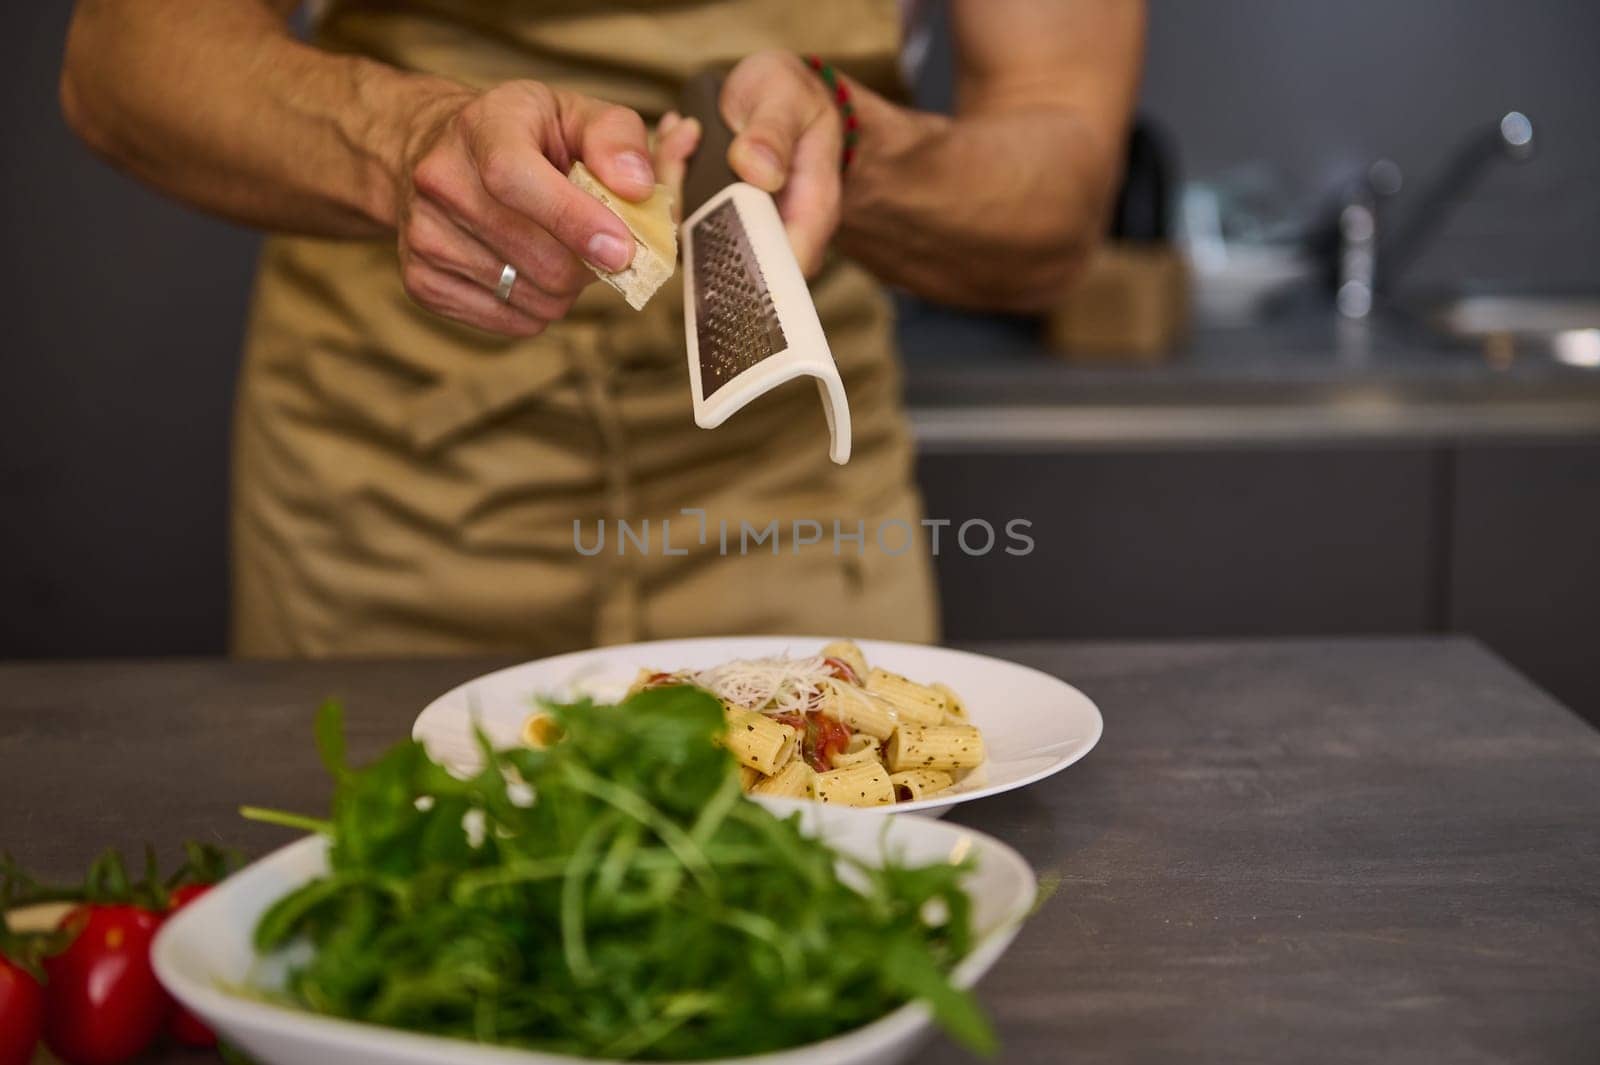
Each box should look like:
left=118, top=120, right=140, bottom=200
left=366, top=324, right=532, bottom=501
left=1337, top=110, right=1537, bottom=317
left=1500, top=111, right=1536, bottom=160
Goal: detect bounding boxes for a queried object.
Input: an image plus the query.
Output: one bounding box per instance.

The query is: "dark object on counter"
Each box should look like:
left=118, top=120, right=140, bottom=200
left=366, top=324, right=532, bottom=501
left=1111, top=119, right=1177, bottom=243
left=1050, top=118, right=1188, bottom=359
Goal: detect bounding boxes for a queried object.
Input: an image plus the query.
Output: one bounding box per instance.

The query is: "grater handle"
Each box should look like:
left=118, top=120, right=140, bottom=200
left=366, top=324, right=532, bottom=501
left=681, top=70, right=739, bottom=218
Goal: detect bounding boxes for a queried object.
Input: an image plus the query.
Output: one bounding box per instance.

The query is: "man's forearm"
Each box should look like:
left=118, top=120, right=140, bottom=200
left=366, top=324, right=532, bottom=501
left=61, top=0, right=465, bottom=238
left=836, top=87, right=1120, bottom=313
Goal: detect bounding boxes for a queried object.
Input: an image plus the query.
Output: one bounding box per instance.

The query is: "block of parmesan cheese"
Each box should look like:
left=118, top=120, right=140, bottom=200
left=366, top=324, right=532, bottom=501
left=567, top=161, right=677, bottom=310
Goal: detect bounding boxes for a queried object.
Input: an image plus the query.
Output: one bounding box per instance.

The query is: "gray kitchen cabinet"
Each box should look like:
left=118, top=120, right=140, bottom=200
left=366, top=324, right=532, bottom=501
left=916, top=446, right=1438, bottom=641
left=1449, top=441, right=1600, bottom=718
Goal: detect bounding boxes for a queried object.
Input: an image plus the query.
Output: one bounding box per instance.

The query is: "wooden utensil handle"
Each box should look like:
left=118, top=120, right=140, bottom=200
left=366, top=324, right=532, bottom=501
left=681, top=69, right=738, bottom=218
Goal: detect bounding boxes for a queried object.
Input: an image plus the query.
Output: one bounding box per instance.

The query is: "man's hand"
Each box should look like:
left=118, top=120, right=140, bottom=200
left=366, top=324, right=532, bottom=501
left=396, top=83, right=658, bottom=336
left=651, top=111, right=703, bottom=218
left=720, top=51, right=844, bottom=276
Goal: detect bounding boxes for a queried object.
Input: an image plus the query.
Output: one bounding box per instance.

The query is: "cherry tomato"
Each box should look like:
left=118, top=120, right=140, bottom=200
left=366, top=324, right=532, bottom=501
left=0, top=954, right=44, bottom=1065
left=164, top=885, right=217, bottom=1047
left=774, top=712, right=808, bottom=737
left=811, top=712, right=853, bottom=768
left=775, top=711, right=854, bottom=772
left=167, top=885, right=209, bottom=909
left=43, top=905, right=170, bottom=1065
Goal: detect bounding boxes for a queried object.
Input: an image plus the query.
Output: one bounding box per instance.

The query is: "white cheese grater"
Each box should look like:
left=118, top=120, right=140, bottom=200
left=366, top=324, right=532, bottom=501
left=679, top=72, right=851, bottom=464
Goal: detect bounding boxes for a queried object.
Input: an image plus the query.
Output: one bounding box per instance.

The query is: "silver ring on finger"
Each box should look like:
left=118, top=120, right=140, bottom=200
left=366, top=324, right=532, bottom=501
left=494, top=263, right=518, bottom=303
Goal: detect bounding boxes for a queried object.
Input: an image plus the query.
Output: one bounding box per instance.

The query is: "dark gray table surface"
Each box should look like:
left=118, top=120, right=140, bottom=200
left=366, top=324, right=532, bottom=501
left=3, top=637, right=1599, bottom=1064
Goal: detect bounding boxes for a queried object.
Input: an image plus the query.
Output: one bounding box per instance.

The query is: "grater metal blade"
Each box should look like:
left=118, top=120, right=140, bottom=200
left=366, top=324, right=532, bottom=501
left=679, top=71, right=851, bottom=464
left=691, top=199, right=788, bottom=397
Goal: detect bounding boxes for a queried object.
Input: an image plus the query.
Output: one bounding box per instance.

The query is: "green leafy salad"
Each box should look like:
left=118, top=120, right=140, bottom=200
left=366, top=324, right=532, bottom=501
left=245, top=686, right=996, bottom=1060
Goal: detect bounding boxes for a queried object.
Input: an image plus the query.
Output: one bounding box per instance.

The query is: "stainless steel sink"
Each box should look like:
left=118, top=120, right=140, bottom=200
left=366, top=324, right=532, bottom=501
left=1423, top=295, right=1600, bottom=368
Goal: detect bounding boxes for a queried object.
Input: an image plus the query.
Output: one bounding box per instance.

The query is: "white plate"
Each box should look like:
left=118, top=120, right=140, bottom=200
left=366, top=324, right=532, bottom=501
left=413, top=637, right=1102, bottom=816
left=153, top=804, right=1036, bottom=1065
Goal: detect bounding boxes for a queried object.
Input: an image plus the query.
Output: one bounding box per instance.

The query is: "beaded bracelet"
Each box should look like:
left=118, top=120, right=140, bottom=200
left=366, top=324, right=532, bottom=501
left=804, top=54, right=859, bottom=172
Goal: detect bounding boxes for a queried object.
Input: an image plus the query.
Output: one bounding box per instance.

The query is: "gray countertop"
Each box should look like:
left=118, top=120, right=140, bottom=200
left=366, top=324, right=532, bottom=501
left=898, top=303, right=1600, bottom=448
left=4, top=638, right=1599, bottom=1064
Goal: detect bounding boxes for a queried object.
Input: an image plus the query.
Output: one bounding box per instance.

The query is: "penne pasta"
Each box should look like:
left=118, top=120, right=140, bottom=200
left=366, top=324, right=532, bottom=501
left=812, top=762, right=895, bottom=807
left=751, top=760, right=816, bottom=799
left=625, top=667, right=655, bottom=697
left=723, top=709, right=798, bottom=775
left=885, top=723, right=985, bottom=774
left=889, top=769, right=954, bottom=802
left=627, top=667, right=686, bottom=697
left=932, top=682, right=968, bottom=723
left=738, top=765, right=761, bottom=790
left=830, top=733, right=881, bottom=769
left=818, top=639, right=869, bottom=682
left=822, top=681, right=898, bottom=740
left=866, top=669, right=948, bottom=726
left=521, top=713, right=563, bottom=749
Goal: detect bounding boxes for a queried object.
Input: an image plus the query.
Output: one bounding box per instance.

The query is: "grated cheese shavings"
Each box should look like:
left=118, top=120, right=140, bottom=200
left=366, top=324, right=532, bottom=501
left=693, top=655, right=837, bottom=715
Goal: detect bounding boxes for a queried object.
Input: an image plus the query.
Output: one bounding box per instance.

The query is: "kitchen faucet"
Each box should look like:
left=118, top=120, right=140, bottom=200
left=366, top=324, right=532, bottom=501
left=1337, top=111, right=1535, bottom=319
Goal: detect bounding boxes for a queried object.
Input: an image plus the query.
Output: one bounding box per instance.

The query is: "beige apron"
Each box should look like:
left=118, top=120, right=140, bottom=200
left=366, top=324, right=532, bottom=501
left=231, top=0, right=937, bottom=657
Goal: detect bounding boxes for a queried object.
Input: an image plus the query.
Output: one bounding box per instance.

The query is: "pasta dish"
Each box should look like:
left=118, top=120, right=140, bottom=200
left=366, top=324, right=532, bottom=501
left=524, top=640, right=985, bottom=806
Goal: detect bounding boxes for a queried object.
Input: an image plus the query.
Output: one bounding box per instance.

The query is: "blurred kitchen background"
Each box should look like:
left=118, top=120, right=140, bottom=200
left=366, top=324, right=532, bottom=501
left=2, top=1, right=1598, bottom=721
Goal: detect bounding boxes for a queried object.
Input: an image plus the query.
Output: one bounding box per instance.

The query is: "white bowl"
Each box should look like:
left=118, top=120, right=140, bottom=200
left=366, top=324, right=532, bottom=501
left=153, top=804, right=1036, bottom=1065
left=414, top=636, right=1103, bottom=816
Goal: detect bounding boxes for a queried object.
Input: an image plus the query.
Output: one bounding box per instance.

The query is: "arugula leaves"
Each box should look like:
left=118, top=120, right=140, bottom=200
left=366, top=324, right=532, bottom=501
left=250, top=687, right=995, bottom=1059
